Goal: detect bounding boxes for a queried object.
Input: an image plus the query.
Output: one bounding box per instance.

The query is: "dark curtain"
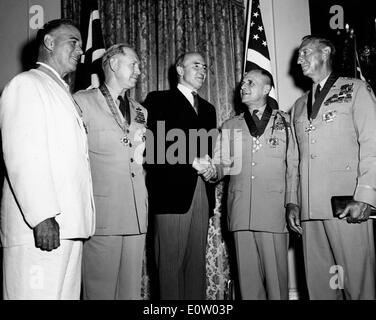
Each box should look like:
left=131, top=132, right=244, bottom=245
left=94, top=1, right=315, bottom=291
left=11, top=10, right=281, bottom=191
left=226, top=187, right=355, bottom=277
left=62, top=0, right=244, bottom=124
left=309, top=0, right=376, bottom=91
left=62, top=0, right=245, bottom=299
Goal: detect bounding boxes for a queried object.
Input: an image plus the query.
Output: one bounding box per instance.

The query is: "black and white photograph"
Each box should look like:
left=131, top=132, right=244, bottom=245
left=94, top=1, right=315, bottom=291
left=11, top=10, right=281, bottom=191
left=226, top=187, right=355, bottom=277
left=0, top=0, right=376, bottom=315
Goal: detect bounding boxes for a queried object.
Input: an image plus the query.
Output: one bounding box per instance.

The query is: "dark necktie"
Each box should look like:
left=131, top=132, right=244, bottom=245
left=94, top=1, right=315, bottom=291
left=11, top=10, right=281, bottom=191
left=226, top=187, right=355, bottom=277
left=191, top=91, right=199, bottom=113
left=118, top=94, right=131, bottom=125
left=314, top=84, right=321, bottom=101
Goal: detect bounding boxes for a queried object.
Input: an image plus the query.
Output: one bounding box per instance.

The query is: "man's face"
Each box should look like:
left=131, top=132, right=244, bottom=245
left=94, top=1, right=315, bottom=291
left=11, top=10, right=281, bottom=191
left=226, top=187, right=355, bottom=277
left=178, top=53, right=207, bottom=90
left=240, top=71, right=270, bottom=105
left=49, top=25, right=83, bottom=77
left=297, top=40, right=325, bottom=79
left=113, top=48, right=141, bottom=90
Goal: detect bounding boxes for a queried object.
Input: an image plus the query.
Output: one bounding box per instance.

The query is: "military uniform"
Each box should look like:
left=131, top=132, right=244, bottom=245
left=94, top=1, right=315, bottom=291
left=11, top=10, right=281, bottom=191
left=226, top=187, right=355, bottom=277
left=74, top=86, right=148, bottom=299
left=213, top=108, right=299, bottom=299
left=291, top=76, right=376, bottom=299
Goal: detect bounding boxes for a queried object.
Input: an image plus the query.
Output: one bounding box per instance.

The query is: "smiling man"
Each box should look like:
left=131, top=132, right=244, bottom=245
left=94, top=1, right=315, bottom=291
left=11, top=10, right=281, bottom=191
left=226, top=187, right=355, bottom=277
left=288, top=35, right=376, bottom=299
left=74, top=44, right=148, bottom=300
left=0, top=19, right=95, bottom=299
left=143, top=52, right=217, bottom=299
left=205, top=69, right=299, bottom=299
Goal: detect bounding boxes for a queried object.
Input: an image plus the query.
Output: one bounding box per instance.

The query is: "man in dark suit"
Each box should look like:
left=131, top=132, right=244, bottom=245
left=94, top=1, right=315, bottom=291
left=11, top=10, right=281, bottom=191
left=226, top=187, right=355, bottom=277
left=143, top=52, right=217, bottom=299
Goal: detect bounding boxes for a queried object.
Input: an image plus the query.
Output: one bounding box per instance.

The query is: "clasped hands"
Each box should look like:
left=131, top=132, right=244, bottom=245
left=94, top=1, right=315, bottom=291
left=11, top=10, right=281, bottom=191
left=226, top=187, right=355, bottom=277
left=192, top=155, right=217, bottom=182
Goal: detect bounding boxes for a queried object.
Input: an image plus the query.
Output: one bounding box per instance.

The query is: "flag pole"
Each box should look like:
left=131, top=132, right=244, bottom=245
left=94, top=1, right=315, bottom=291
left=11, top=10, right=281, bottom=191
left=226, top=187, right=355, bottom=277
left=270, top=0, right=279, bottom=102
left=243, top=0, right=252, bottom=74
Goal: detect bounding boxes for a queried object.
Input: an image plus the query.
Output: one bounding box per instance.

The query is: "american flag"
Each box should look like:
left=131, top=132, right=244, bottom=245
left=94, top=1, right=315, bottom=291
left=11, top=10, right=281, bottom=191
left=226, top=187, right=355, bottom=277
left=74, top=0, right=106, bottom=91
left=244, top=0, right=278, bottom=109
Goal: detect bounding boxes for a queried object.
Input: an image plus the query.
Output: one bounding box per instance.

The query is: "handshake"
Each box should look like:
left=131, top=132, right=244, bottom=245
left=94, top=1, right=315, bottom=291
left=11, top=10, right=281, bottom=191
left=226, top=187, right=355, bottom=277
left=192, top=155, right=217, bottom=182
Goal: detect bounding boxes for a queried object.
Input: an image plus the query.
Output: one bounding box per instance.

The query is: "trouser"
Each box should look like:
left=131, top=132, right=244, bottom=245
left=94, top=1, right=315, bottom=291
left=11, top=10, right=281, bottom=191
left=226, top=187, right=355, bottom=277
left=154, top=178, right=209, bottom=300
left=233, top=230, right=289, bottom=300
left=3, top=239, right=83, bottom=300
left=302, top=219, right=375, bottom=300
left=82, top=234, right=146, bottom=300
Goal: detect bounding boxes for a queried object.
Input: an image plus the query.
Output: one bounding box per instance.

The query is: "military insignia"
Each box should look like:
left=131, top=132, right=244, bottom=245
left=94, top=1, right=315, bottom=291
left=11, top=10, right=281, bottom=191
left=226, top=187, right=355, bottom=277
left=135, top=107, right=146, bottom=124
left=366, top=83, right=375, bottom=96
left=268, top=136, right=279, bottom=148
left=305, top=123, right=316, bottom=133
left=324, top=83, right=354, bottom=106
left=322, top=110, right=337, bottom=123
left=252, top=137, right=262, bottom=152
left=272, top=118, right=285, bottom=131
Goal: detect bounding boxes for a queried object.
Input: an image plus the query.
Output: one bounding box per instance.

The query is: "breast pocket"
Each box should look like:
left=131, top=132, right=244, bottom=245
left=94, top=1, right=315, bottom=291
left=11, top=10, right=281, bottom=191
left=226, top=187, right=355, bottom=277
left=264, top=130, right=287, bottom=158
left=323, top=106, right=355, bottom=138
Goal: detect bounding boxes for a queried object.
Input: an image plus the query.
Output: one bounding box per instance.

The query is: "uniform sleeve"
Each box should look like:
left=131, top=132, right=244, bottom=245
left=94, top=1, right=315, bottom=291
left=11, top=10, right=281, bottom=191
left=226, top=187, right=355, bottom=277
left=284, top=112, right=300, bottom=206
left=213, top=122, right=242, bottom=180
left=352, top=82, right=376, bottom=207
left=0, top=75, right=60, bottom=228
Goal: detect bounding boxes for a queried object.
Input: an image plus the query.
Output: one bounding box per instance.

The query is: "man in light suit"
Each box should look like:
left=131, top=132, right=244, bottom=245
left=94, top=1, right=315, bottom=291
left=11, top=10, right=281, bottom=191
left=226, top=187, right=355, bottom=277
left=287, top=36, right=376, bottom=299
left=74, top=44, right=148, bottom=300
left=143, top=52, right=217, bottom=299
left=0, top=19, right=95, bottom=299
left=204, top=69, right=299, bottom=299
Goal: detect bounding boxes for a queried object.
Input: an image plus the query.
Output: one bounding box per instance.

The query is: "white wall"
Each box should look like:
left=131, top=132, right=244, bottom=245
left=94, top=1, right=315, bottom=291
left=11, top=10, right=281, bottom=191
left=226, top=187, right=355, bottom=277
left=245, top=0, right=311, bottom=111
left=0, top=0, right=61, bottom=91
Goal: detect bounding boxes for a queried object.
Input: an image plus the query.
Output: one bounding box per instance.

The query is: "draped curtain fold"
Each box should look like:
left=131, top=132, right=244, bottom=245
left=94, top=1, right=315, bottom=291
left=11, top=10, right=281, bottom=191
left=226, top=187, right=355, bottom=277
left=62, top=0, right=244, bottom=124
left=62, top=0, right=245, bottom=300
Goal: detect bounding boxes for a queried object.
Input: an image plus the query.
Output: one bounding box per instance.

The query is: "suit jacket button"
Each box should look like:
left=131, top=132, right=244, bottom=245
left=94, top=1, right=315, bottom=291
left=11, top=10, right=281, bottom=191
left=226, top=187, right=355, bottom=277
left=251, top=175, right=255, bottom=180
left=131, top=173, right=135, bottom=177
left=130, top=158, right=134, bottom=162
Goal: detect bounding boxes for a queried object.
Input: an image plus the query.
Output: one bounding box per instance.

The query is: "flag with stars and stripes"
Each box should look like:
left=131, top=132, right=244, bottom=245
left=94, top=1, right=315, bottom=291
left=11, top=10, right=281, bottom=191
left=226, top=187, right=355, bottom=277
left=244, top=0, right=278, bottom=109
left=74, top=0, right=106, bottom=91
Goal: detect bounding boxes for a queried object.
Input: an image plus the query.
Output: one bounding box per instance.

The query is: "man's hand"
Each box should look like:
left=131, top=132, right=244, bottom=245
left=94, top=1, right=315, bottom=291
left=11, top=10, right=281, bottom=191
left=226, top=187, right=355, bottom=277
left=338, top=200, right=371, bottom=223
left=286, top=203, right=302, bottom=235
left=33, top=217, right=60, bottom=251
left=193, top=155, right=217, bottom=182
left=199, top=163, right=217, bottom=182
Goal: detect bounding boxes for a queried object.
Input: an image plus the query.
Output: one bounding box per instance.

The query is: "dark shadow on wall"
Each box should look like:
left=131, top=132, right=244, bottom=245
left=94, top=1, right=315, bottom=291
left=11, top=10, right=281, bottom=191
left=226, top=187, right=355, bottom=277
left=20, top=37, right=39, bottom=72
left=288, top=48, right=312, bottom=94
left=168, top=64, right=179, bottom=90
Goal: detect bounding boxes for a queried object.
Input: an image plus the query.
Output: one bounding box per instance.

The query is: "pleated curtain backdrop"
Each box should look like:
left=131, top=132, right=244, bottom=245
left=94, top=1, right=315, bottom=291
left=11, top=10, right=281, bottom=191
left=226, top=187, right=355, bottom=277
left=62, top=0, right=245, bottom=299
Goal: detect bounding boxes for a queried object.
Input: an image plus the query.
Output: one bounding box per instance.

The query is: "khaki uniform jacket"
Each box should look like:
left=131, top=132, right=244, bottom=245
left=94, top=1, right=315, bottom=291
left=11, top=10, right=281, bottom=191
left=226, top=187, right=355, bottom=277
left=213, top=109, right=299, bottom=233
left=291, top=77, right=376, bottom=221
left=74, top=88, right=148, bottom=235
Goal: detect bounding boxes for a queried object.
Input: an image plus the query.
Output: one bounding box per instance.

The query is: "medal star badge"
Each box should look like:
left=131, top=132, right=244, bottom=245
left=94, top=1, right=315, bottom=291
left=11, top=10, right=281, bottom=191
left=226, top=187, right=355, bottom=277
left=268, top=136, right=279, bottom=148
left=135, top=107, right=146, bottom=124
left=323, top=110, right=337, bottom=123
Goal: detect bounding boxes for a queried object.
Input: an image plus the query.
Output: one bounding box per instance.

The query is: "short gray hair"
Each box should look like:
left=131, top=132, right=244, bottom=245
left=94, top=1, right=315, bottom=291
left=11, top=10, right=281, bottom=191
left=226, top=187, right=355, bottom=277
left=101, top=43, right=135, bottom=71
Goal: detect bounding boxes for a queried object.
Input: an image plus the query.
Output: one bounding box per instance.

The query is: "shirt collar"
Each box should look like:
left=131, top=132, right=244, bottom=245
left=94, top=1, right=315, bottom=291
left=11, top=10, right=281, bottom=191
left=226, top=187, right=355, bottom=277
left=177, top=83, right=196, bottom=106
left=315, top=74, right=330, bottom=91
left=36, top=62, right=69, bottom=89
